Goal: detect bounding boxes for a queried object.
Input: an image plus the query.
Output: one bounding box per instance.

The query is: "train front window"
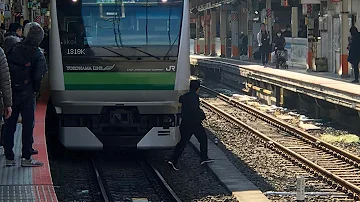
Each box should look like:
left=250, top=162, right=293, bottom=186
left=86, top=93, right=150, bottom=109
left=57, top=0, right=183, bottom=48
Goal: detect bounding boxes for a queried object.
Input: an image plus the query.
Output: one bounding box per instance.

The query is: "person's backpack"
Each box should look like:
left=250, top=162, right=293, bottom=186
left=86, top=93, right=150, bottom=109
left=7, top=45, right=37, bottom=91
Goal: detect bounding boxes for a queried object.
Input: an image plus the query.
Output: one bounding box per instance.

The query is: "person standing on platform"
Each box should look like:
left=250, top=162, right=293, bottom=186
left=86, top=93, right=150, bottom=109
left=273, top=30, right=286, bottom=69
left=0, top=44, right=13, bottom=149
left=257, top=23, right=271, bottom=67
left=167, top=80, right=214, bottom=171
left=0, top=24, right=6, bottom=48
left=3, top=22, right=47, bottom=167
left=282, top=25, right=292, bottom=37
left=23, top=22, right=40, bottom=155
left=3, top=23, right=22, bottom=55
left=348, top=26, right=360, bottom=83
left=1, top=23, right=21, bottom=148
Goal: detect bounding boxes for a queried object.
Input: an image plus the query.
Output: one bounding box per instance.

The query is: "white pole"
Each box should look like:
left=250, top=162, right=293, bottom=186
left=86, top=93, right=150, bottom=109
left=296, top=176, right=305, bottom=201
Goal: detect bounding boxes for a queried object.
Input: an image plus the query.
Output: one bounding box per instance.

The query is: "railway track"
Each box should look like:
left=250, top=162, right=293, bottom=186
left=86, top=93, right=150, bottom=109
left=199, top=85, right=360, bottom=201
left=92, top=155, right=182, bottom=202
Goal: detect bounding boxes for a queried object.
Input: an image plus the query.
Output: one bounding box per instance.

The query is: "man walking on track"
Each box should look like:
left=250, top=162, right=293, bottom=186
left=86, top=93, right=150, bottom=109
left=168, top=80, right=213, bottom=171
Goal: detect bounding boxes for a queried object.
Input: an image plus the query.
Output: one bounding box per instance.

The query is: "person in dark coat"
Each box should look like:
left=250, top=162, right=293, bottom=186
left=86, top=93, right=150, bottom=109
left=239, top=32, right=248, bottom=56
left=0, top=46, right=13, bottom=148
left=282, top=25, right=292, bottom=37
left=0, top=24, right=6, bottom=48
left=3, top=23, right=22, bottom=55
left=167, top=80, right=214, bottom=171
left=273, top=30, right=286, bottom=69
left=348, top=26, right=360, bottom=83
left=257, top=23, right=271, bottom=67
left=3, top=22, right=47, bottom=167
left=40, top=26, right=49, bottom=55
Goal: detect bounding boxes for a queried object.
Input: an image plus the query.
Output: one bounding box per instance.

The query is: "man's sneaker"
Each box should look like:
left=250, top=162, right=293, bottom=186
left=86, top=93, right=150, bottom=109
left=200, top=158, right=214, bottom=165
left=31, top=149, right=38, bottom=155
left=167, top=161, right=179, bottom=171
left=21, top=158, right=43, bottom=167
left=351, top=80, right=359, bottom=83
left=5, top=159, right=15, bottom=167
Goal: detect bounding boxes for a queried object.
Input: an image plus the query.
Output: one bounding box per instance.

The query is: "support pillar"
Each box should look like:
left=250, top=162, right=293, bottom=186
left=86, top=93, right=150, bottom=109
left=265, top=0, right=272, bottom=61
left=239, top=3, right=247, bottom=33
left=230, top=11, right=239, bottom=58
left=247, top=0, right=253, bottom=59
left=341, top=0, right=350, bottom=77
left=23, top=0, right=29, bottom=21
left=220, top=9, right=227, bottom=57
left=195, top=15, right=201, bottom=54
left=306, top=5, right=315, bottom=70
left=265, top=0, right=272, bottom=40
left=210, top=9, right=216, bottom=56
left=204, top=10, right=210, bottom=55
left=291, top=7, right=298, bottom=37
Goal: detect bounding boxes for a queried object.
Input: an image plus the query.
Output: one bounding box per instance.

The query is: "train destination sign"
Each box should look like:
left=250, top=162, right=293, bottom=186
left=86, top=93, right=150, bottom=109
left=82, top=0, right=136, bottom=4
left=63, top=64, right=177, bottom=72
left=82, top=0, right=163, bottom=4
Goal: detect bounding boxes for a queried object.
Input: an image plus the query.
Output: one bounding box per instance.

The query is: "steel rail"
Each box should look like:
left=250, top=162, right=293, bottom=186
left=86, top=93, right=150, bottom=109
left=92, top=158, right=110, bottom=202
left=144, top=158, right=182, bottom=202
left=200, top=85, right=360, bottom=166
left=200, top=99, right=360, bottom=198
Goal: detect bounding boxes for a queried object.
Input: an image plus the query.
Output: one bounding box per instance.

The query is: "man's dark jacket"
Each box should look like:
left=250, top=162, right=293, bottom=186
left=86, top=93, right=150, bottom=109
left=179, top=90, right=206, bottom=125
left=348, top=32, right=360, bottom=64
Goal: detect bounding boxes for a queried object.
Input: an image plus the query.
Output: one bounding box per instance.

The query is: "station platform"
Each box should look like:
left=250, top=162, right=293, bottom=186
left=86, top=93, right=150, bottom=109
left=190, top=137, right=270, bottom=202
left=190, top=55, right=360, bottom=112
left=0, top=101, right=58, bottom=202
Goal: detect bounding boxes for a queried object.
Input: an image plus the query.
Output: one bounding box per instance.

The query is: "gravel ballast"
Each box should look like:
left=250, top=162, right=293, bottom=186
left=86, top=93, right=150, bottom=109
left=148, top=146, right=238, bottom=202
left=48, top=137, right=237, bottom=201
left=47, top=141, right=101, bottom=202
left=200, top=78, right=360, bottom=161
left=201, top=107, right=349, bottom=202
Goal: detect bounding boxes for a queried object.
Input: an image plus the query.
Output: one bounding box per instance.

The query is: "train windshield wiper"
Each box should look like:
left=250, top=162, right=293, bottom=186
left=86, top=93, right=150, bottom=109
left=163, top=33, right=180, bottom=60
left=125, top=46, right=161, bottom=60
left=101, top=47, right=131, bottom=60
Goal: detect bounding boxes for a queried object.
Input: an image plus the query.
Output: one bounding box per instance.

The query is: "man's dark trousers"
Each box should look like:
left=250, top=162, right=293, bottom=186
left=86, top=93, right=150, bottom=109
left=352, top=62, right=360, bottom=81
left=260, top=45, right=269, bottom=65
left=3, top=91, right=35, bottom=160
left=0, top=100, right=36, bottom=147
left=171, top=122, right=208, bottom=165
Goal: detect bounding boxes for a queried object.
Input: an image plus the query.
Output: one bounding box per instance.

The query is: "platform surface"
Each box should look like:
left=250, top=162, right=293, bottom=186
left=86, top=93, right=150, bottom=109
left=191, top=55, right=360, bottom=110
left=190, top=137, right=270, bottom=202
left=0, top=102, right=57, bottom=202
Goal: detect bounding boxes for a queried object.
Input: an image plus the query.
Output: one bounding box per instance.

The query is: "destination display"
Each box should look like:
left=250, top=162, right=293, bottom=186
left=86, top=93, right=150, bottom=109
left=63, top=64, right=177, bottom=72
left=95, top=0, right=134, bottom=3
left=81, top=0, right=161, bottom=4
